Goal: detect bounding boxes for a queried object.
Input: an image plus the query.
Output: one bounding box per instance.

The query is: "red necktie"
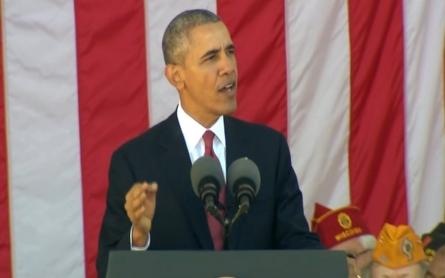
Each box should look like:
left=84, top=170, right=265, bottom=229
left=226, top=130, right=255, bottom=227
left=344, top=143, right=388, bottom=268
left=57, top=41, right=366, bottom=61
left=202, top=130, right=226, bottom=250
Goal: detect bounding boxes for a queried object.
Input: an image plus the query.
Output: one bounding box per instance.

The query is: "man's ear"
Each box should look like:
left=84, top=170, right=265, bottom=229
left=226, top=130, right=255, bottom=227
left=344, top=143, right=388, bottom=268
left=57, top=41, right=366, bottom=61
left=165, top=64, right=184, bottom=90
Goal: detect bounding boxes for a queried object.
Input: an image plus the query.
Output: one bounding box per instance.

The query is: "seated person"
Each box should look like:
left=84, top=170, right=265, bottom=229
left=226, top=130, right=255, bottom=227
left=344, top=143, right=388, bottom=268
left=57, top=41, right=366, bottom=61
left=371, top=223, right=428, bottom=278
left=422, top=222, right=445, bottom=278
left=311, top=203, right=376, bottom=278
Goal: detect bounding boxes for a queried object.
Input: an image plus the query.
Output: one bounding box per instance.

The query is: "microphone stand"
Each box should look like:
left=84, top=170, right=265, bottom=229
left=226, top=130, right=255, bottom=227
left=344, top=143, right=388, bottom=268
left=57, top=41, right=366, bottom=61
left=221, top=195, right=251, bottom=250
left=223, top=218, right=230, bottom=250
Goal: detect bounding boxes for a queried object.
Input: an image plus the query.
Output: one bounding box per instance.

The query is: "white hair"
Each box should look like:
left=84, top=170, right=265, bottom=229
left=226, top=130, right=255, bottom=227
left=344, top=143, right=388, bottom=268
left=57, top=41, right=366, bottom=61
left=357, top=234, right=376, bottom=278
left=420, top=261, right=430, bottom=274
left=359, top=234, right=376, bottom=250
left=370, top=261, right=429, bottom=276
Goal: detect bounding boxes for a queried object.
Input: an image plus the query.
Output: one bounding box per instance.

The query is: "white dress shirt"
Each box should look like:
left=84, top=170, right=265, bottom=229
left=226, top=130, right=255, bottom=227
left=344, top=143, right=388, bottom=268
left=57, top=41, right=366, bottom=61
left=131, top=102, right=226, bottom=250
left=177, top=102, right=227, bottom=178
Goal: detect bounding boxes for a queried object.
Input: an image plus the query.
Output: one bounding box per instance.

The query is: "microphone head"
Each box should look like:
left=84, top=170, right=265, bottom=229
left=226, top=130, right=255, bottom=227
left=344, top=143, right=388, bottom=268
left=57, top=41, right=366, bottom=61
left=190, top=156, right=225, bottom=198
left=227, top=157, right=261, bottom=196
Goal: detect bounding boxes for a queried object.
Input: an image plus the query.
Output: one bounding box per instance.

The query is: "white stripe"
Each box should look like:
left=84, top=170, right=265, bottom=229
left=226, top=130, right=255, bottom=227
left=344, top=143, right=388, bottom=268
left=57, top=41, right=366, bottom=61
left=145, top=0, right=217, bottom=126
left=3, top=1, right=85, bottom=277
left=285, top=0, right=351, bottom=221
left=403, top=0, right=445, bottom=234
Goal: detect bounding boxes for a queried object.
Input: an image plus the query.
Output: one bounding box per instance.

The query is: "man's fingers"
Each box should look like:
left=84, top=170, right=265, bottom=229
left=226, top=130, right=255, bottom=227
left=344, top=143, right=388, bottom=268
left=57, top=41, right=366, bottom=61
left=146, top=182, right=158, bottom=195
left=125, top=184, right=140, bottom=202
left=131, top=183, right=147, bottom=198
left=126, top=198, right=143, bottom=214
left=125, top=181, right=156, bottom=224
left=133, top=206, right=145, bottom=219
left=125, top=182, right=150, bottom=201
left=123, top=182, right=153, bottom=230
left=129, top=192, right=145, bottom=209
left=126, top=202, right=145, bottom=222
left=140, top=182, right=149, bottom=192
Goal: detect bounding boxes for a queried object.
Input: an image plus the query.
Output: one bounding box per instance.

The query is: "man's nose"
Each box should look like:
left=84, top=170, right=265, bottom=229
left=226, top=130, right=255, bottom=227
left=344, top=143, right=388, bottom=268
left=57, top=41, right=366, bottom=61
left=218, top=53, right=236, bottom=75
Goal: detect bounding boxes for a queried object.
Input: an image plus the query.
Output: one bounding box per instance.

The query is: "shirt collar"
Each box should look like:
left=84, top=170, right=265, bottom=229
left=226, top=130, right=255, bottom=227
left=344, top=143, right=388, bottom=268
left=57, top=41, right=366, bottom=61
left=176, top=102, right=226, bottom=151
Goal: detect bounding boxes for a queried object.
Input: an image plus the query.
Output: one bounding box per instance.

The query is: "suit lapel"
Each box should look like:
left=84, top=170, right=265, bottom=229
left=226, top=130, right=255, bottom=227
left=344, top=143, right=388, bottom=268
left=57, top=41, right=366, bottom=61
left=157, top=113, right=214, bottom=249
left=224, top=116, right=249, bottom=245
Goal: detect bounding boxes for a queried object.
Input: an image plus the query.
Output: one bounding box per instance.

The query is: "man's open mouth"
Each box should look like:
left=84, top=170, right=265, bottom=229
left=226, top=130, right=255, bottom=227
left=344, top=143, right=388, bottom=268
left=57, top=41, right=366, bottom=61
left=218, top=82, right=236, bottom=92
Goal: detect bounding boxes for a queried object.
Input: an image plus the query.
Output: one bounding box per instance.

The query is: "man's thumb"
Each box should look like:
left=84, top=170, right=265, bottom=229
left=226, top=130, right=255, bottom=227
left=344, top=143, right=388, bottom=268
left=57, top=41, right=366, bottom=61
left=147, top=182, right=158, bottom=195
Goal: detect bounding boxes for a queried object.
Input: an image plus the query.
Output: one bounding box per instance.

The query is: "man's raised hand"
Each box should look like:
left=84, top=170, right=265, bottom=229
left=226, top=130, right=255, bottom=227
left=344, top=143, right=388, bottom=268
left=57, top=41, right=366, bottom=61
left=124, top=182, right=158, bottom=246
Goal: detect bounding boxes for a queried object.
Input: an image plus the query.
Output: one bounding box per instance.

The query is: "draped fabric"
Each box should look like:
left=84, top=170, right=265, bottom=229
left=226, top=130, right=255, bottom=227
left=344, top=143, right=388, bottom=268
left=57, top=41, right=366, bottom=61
left=0, top=0, right=444, bottom=277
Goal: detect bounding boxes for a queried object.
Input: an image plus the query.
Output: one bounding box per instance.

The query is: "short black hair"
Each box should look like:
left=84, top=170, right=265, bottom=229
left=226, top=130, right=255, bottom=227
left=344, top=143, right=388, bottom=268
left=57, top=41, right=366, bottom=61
left=162, top=9, right=221, bottom=65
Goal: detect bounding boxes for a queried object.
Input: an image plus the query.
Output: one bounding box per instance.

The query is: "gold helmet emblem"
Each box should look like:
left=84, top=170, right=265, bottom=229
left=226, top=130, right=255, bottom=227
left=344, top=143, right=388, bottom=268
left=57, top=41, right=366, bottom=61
left=401, top=238, right=414, bottom=261
left=338, top=213, right=352, bottom=229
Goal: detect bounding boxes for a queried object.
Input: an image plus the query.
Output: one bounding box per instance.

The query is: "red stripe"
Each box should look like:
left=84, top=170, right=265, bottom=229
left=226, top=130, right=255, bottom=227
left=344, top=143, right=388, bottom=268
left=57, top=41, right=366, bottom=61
left=348, top=0, right=408, bottom=235
left=217, top=0, right=288, bottom=136
left=0, top=2, right=12, bottom=275
left=74, top=2, right=149, bottom=277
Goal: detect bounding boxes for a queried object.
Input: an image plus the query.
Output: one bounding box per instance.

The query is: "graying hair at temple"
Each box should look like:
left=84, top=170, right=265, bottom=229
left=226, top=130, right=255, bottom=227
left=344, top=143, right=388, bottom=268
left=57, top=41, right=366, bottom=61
left=161, top=9, right=221, bottom=65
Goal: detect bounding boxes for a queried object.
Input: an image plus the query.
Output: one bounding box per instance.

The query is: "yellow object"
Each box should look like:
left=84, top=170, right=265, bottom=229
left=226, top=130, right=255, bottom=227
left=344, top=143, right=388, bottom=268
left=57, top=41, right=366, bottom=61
left=372, top=223, right=427, bottom=268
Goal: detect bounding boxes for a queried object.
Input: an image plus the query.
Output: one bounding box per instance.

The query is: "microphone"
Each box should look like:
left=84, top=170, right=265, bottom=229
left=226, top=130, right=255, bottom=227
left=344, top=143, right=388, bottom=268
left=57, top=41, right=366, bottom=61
left=227, top=157, right=261, bottom=228
left=190, top=156, right=225, bottom=225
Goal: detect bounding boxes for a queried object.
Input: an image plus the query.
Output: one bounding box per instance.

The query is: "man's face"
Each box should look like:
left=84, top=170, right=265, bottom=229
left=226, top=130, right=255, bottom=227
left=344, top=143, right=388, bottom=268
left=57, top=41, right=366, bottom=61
left=426, top=254, right=445, bottom=278
left=332, top=237, right=373, bottom=272
left=178, top=22, right=237, bottom=126
left=371, top=263, right=423, bottom=278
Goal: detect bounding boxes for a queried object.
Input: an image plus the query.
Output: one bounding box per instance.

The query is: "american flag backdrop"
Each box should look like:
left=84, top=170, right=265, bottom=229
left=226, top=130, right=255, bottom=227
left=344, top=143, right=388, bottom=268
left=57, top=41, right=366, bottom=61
left=0, top=0, right=444, bottom=277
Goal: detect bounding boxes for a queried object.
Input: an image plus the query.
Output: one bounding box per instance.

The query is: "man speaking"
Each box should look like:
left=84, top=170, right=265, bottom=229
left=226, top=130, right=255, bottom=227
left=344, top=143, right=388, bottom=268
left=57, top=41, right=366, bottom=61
left=96, top=9, right=324, bottom=278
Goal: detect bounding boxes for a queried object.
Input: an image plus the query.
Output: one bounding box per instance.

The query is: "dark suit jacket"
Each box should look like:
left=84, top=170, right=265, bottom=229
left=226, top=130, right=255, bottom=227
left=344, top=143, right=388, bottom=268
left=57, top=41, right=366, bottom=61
left=96, top=112, right=324, bottom=277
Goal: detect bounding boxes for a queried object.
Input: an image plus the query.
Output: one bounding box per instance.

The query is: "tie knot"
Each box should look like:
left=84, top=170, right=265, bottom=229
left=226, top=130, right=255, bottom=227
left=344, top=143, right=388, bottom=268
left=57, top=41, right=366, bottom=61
left=203, top=130, right=215, bottom=142
left=203, top=130, right=215, bottom=157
